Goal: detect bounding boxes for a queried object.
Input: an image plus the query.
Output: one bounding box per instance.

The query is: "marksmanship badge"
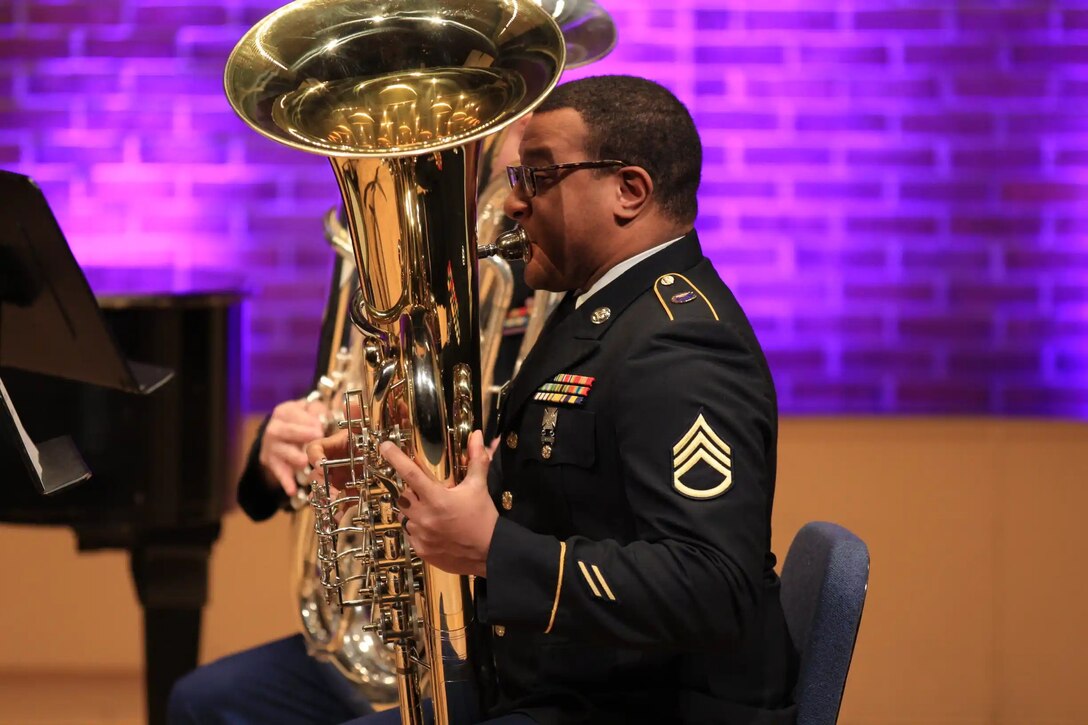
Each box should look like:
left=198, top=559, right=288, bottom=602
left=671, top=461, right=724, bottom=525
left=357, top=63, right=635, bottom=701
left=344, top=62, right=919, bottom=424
left=540, top=406, right=558, bottom=459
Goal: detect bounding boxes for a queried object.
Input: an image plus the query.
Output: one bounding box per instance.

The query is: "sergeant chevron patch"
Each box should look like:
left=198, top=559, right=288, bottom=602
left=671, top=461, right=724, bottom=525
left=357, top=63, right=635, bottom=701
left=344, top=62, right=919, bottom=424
left=672, top=413, right=733, bottom=500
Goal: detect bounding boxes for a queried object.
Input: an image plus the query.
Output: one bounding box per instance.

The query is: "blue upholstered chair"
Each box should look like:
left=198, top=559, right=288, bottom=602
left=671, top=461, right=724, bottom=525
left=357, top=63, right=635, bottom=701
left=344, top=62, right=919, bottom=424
left=780, top=521, right=870, bottom=725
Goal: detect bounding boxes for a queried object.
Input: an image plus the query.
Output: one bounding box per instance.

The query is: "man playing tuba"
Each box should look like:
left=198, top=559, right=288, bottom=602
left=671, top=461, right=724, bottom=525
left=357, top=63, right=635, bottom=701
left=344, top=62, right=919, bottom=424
left=311, top=76, right=800, bottom=725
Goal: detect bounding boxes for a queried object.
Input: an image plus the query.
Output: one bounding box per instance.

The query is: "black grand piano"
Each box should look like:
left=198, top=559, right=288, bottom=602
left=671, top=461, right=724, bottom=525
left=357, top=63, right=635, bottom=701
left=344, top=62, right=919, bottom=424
left=0, top=171, right=245, bottom=725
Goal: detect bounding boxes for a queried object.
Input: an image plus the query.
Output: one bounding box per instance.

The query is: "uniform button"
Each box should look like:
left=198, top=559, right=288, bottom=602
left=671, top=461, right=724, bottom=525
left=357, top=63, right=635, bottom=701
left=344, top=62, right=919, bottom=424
left=506, top=432, right=518, bottom=449
left=493, top=624, right=506, bottom=637
left=501, top=491, right=513, bottom=510
left=660, top=274, right=676, bottom=286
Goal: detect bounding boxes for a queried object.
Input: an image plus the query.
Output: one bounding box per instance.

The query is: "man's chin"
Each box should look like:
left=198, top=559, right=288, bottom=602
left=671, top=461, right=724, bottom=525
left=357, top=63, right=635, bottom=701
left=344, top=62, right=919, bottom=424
left=524, top=266, right=561, bottom=293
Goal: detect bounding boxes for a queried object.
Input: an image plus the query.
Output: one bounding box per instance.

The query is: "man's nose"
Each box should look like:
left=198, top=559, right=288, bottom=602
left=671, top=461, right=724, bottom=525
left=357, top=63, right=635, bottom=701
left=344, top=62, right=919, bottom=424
left=503, top=186, right=529, bottom=221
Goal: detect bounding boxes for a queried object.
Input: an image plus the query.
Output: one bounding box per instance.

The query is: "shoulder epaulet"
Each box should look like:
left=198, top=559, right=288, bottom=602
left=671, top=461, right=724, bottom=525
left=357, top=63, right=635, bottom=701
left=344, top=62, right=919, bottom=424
left=652, top=273, right=719, bottom=321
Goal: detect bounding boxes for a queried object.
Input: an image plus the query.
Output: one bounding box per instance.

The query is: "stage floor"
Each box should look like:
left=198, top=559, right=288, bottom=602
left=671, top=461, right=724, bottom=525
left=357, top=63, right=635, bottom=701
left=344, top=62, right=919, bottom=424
left=0, top=670, right=143, bottom=725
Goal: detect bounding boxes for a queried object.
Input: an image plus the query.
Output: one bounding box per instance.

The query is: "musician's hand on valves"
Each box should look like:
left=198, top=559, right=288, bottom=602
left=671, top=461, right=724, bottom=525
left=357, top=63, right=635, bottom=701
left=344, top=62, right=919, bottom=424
left=304, top=427, right=353, bottom=489
left=260, top=398, right=326, bottom=496
left=379, top=430, right=498, bottom=579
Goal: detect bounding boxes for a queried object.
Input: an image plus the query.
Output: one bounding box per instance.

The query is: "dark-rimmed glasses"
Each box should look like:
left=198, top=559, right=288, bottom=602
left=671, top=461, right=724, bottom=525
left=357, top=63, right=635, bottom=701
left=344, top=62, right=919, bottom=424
left=505, top=160, right=629, bottom=198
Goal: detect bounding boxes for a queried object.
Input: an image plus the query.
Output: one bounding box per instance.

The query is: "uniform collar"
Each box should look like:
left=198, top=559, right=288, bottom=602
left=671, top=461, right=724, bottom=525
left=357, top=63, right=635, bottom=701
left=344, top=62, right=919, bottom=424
left=574, top=234, right=686, bottom=309
left=566, top=229, right=704, bottom=340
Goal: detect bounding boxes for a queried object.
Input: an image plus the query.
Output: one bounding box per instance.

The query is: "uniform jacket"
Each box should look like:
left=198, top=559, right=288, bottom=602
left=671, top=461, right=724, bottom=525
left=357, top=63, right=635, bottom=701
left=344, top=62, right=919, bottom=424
left=476, top=230, right=798, bottom=724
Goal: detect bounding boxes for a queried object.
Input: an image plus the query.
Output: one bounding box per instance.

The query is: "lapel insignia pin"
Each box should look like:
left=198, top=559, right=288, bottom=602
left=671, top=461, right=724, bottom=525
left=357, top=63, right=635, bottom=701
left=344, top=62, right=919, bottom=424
left=671, top=291, right=697, bottom=304
left=590, top=307, right=611, bottom=324
left=672, top=413, right=733, bottom=500
left=540, top=406, right=558, bottom=459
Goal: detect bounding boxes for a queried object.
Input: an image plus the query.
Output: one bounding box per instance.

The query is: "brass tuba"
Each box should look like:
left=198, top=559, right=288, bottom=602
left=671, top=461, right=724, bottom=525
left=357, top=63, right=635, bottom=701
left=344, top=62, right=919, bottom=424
left=268, top=0, right=615, bottom=712
left=224, top=1, right=565, bottom=722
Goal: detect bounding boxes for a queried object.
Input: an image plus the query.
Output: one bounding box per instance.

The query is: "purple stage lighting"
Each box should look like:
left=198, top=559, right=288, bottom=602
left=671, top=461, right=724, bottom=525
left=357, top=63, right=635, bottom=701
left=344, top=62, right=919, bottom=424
left=3, top=1, right=1086, bottom=417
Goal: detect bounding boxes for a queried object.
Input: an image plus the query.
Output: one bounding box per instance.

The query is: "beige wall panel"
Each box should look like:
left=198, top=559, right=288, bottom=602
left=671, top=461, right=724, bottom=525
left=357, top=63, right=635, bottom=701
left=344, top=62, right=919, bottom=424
left=0, top=525, right=141, bottom=670
left=200, top=511, right=298, bottom=662
left=1, top=416, right=1085, bottom=725
left=775, top=418, right=1001, bottom=724
left=990, top=423, right=1087, bottom=725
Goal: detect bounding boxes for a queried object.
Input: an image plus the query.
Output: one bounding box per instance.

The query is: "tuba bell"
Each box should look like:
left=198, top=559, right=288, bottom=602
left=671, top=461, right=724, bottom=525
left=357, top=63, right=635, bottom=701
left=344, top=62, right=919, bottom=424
left=224, top=1, right=565, bottom=722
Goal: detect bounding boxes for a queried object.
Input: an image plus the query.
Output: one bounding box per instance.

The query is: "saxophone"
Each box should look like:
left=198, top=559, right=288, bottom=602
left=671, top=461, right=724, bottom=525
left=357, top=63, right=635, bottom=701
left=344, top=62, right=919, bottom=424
left=224, top=1, right=566, bottom=722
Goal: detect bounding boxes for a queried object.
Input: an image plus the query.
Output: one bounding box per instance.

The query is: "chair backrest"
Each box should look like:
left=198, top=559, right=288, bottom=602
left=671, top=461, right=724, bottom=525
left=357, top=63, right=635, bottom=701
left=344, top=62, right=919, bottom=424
left=780, top=521, right=870, bottom=725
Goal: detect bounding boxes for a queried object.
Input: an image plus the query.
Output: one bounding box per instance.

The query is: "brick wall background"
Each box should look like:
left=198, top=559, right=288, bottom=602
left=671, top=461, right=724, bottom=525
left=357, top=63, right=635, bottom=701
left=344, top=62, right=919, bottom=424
left=3, top=0, right=1087, bottom=417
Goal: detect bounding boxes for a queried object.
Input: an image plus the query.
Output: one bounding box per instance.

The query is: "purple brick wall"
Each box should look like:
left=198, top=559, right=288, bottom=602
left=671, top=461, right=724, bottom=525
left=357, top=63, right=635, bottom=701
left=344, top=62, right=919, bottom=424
left=3, top=0, right=1087, bottom=418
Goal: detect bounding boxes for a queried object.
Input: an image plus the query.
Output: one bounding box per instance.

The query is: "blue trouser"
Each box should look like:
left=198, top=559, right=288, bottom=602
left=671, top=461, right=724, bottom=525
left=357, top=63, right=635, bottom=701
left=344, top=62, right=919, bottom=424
left=167, top=634, right=374, bottom=725
left=342, top=707, right=534, bottom=725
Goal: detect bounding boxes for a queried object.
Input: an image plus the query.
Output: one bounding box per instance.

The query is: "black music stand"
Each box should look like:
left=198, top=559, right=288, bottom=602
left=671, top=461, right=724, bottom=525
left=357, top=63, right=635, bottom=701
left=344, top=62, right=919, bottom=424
left=0, top=169, right=173, bottom=495
left=0, top=379, right=91, bottom=494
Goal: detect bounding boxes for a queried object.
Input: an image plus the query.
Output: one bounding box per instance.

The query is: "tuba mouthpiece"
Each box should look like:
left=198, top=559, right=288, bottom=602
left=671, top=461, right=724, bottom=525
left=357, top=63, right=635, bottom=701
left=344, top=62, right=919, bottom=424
left=478, top=226, right=531, bottom=262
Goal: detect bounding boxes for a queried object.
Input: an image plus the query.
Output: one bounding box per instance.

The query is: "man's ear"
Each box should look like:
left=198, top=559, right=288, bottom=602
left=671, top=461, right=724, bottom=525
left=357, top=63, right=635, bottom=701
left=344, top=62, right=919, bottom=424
left=614, top=166, right=654, bottom=220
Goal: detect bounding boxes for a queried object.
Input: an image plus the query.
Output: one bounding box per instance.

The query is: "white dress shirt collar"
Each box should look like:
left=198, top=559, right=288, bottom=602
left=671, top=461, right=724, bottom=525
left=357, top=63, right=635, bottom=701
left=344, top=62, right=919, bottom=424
left=574, top=234, right=686, bottom=309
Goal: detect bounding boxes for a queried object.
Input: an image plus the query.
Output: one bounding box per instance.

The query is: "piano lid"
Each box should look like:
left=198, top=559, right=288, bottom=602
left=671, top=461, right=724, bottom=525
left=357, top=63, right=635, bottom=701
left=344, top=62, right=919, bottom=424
left=85, top=267, right=248, bottom=310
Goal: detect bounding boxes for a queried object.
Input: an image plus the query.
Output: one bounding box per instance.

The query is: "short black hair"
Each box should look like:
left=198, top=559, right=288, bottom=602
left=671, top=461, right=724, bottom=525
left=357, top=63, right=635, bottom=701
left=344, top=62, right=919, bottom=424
left=535, top=75, right=702, bottom=225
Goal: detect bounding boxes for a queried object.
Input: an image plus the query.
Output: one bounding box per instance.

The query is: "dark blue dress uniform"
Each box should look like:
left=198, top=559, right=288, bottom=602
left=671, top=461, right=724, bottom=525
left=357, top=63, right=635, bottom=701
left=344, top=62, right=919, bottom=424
left=477, top=231, right=798, bottom=724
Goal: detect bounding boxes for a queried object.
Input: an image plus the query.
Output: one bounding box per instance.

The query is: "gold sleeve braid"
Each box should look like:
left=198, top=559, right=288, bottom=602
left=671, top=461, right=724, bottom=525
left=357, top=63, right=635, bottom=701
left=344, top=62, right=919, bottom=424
left=544, top=540, right=567, bottom=633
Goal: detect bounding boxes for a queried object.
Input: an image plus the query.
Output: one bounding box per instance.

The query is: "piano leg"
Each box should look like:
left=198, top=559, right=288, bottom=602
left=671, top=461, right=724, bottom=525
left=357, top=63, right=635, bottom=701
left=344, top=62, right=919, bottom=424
left=129, top=526, right=220, bottom=725
left=142, top=607, right=202, bottom=725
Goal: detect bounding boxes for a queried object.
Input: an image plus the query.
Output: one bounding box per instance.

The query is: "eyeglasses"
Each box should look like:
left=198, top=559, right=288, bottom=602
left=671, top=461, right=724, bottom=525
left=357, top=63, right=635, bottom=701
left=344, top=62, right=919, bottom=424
left=505, top=160, right=629, bottom=198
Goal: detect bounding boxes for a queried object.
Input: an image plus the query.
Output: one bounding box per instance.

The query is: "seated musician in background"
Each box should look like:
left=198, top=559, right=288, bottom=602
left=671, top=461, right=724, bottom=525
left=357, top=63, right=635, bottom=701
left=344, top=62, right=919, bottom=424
left=167, top=395, right=379, bottom=724
left=315, top=75, right=799, bottom=724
